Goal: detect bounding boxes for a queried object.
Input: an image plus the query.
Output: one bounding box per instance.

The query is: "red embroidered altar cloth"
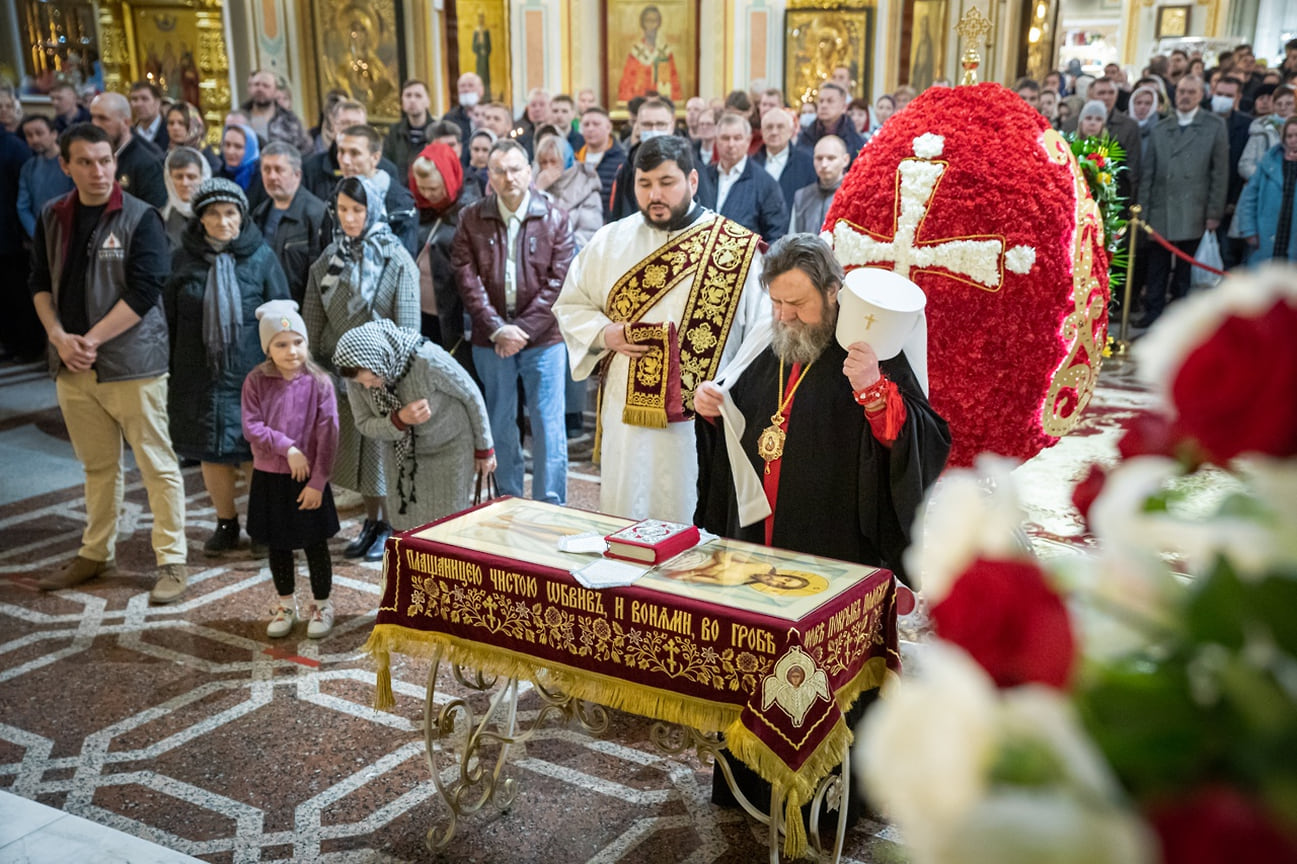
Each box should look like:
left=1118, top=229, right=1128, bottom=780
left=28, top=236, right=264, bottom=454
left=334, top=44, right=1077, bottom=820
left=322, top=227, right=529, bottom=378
left=364, top=498, right=900, bottom=856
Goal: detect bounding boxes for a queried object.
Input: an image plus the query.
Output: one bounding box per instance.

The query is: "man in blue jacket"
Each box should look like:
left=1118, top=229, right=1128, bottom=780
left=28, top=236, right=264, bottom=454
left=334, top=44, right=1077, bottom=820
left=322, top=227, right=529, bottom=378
left=700, top=113, right=788, bottom=245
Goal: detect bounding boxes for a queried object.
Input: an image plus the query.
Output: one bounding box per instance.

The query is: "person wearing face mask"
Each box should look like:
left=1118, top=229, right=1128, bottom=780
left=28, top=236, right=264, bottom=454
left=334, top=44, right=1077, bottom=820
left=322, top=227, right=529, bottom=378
left=161, top=146, right=211, bottom=248
left=1236, top=116, right=1297, bottom=263
left=444, top=73, right=485, bottom=158
left=164, top=178, right=290, bottom=557
left=1239, top=86, right=1294, bottom=181
left=609, top=97, right=716, bottom=221
left=1207, top=75, right=1254, bottom=268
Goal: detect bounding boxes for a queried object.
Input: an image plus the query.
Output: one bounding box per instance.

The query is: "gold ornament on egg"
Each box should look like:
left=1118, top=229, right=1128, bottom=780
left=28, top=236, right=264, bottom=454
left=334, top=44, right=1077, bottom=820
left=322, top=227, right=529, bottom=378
left=955, top=7, right=993, bottom=85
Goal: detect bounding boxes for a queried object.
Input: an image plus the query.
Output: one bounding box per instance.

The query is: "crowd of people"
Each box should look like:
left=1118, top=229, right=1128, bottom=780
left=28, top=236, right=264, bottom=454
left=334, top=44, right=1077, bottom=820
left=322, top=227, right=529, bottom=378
left=1014, top=40, right=1297, bottom=325
left=2, top=40, right=1295, bottom=639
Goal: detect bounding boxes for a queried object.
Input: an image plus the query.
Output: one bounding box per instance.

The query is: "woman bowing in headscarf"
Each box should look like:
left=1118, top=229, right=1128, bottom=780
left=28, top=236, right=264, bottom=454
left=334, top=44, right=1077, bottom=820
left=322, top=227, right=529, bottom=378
left=333, top=320, right=494, bottom=530
left=302, top=175, right=421, bottom=561
left=165, top=178, right=290, bottom=556
left=409, top=141, right=481, bottom=367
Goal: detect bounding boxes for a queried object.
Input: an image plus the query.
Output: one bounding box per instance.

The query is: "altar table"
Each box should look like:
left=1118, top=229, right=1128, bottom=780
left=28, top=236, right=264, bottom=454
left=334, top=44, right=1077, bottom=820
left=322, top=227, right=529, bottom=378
left=364, top=497, right=900, bottom=859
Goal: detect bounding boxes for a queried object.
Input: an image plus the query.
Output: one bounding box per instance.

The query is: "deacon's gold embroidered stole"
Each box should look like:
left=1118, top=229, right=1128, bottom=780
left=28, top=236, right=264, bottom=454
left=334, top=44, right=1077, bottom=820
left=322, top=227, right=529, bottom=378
left=602, top=217, right=761, bottom=433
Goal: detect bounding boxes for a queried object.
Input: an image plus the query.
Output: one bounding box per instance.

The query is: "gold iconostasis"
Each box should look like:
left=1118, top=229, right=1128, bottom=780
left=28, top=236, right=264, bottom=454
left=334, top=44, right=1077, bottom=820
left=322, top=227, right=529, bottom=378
left=8, top=0, right=1055, bottom=133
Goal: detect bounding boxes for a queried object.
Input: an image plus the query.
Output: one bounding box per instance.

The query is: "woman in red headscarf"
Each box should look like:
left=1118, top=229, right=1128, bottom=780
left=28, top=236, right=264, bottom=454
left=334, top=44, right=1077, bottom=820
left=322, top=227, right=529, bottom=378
left=408, top=142, right=482, bottom=379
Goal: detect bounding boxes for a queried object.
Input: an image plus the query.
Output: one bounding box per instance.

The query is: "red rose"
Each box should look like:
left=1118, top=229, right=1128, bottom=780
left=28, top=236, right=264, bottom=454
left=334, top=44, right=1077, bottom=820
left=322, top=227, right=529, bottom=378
left=1118, top=412, right=1179, bottom=460
left=1092, top=155, right=1106, bottom=168
left=1171, top=299, right=1297, bottom=463
left=1147, top=786, right=1297, bottom=864
left=1071, top=463, right=1107, bottom=529
left=930, top=557, right=1075, bottom=689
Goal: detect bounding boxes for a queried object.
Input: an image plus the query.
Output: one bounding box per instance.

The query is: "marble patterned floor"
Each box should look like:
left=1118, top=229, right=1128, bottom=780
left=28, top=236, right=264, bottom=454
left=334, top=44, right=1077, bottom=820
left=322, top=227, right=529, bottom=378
left=0, top=354, right=1156, bottom=863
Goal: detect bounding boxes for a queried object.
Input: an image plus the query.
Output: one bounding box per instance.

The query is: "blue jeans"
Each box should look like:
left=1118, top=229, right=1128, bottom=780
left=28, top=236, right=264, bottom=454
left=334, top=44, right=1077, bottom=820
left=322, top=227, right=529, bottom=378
left=472, top=342, right=567, bottom=504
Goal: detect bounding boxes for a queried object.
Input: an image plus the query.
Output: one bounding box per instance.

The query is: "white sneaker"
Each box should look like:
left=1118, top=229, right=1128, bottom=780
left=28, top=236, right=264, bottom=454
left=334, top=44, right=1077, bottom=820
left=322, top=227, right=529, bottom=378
left=306, top=601, right=334, bottom=639
left=267, top=602, right=297, bottom=638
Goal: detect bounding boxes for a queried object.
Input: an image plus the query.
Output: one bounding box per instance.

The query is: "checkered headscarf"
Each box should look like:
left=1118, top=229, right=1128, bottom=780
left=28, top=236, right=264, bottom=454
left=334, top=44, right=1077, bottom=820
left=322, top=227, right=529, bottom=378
left=333, top=321, right=427, bottom=513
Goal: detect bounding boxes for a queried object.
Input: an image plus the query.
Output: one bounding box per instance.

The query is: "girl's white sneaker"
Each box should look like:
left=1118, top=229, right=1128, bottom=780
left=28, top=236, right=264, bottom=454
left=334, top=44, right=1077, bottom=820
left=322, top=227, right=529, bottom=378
left=267, top=602, right=297, bottom=638
left=306, top=601, right=334, bottom=638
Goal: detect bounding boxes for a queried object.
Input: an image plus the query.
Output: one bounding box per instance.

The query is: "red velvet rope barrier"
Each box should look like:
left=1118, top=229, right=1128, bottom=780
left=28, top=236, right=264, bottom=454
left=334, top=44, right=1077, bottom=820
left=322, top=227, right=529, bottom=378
left=1141, top=223, right=1227, bottom=276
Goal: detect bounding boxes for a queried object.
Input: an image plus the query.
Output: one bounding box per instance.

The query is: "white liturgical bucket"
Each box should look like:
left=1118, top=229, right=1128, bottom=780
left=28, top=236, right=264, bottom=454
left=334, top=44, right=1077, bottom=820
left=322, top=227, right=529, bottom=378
left=835, top=267, right=927, bottom=359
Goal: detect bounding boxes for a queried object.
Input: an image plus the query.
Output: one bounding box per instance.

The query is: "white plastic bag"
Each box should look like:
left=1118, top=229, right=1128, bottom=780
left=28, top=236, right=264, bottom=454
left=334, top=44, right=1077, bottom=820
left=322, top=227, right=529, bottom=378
left=1191, top=230, right=1223, bottom=291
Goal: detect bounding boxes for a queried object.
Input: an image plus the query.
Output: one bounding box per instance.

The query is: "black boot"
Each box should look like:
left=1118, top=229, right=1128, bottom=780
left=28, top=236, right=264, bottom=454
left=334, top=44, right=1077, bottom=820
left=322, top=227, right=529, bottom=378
left=364, top=521, right=393, bottom=562
left=204, top=517, right=240, bottom=557
left=344, top=519, right=379, bottom=559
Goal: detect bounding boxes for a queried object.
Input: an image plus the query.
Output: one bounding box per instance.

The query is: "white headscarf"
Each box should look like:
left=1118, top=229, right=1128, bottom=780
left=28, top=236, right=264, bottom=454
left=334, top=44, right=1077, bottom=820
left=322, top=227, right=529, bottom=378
left=1130, top=85, right=1161, bottom=128
left=162, top=147, right=212, bottom=222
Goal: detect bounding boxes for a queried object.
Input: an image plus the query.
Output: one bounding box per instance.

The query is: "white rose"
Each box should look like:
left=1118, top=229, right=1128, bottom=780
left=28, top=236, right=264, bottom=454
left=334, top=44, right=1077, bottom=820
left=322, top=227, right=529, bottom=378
left=905, top=455, right=1027, bottom=601
left=856, top=643, right=999, bottom=857
left=933, top=788, right=1154, bottom=864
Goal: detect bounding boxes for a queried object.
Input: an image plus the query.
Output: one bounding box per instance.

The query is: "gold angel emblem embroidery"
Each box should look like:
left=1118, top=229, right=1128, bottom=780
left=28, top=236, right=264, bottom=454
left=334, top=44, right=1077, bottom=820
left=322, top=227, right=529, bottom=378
left=760, top=645, right=831, bottom=726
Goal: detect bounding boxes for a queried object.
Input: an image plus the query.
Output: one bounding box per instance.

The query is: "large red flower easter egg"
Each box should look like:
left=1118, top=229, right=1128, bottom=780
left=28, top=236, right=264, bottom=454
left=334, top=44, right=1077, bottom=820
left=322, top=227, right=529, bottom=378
left=823, top=83, right=1110, bottom=466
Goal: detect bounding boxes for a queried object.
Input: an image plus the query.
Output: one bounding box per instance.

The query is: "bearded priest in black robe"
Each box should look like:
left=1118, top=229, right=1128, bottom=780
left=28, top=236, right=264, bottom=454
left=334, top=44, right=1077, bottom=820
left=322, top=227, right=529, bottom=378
left=693, top=233, right=950, bottom=588
left=693, top=233, right=951, bottom=828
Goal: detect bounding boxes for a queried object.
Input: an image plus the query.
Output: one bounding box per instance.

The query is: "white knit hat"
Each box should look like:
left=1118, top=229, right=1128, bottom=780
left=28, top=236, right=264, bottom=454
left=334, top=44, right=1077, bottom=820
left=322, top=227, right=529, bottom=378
left=255, top=300, right=308, bottom=353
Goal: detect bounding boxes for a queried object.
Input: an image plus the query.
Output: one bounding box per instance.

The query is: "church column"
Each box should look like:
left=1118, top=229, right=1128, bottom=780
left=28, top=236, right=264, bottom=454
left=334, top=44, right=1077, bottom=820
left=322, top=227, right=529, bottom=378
left=512, top=0, right=564, bottom=108
left=731, top=0, right=783, bottom=95
left=698, top=0, right=727, bottom=99
left=96, top=3, right=131, bottom=94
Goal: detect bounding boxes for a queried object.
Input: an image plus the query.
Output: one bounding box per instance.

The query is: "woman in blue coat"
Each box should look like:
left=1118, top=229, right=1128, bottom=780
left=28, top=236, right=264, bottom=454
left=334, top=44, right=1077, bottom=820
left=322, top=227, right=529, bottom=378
left=1237, top=116, right=1297, bottom=264
left=165, top=178, right=290, bottom=555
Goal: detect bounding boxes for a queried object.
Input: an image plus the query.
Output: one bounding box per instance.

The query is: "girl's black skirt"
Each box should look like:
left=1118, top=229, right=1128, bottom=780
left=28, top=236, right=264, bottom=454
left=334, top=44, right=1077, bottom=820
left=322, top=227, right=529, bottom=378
left=246, top=470, right=340, bottom=550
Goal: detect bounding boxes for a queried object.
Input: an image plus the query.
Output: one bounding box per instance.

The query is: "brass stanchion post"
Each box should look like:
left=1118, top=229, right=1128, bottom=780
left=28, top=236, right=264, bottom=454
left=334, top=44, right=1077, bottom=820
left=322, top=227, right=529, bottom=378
left=1115, top=204, right=1141, bottom=354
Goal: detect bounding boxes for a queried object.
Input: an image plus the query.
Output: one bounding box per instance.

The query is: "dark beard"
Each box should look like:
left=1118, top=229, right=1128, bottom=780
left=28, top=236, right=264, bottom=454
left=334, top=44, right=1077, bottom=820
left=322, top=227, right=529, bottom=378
left=771, top=302, right=837, bottom=365
left=641, top=198, right=695, bottom=231
left=251, top=97, right=273, bottom=109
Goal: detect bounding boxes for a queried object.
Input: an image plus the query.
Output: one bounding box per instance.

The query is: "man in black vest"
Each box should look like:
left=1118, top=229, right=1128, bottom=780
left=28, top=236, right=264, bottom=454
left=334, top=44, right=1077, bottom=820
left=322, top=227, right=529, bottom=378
left=28, top=124, right=188, bottom=601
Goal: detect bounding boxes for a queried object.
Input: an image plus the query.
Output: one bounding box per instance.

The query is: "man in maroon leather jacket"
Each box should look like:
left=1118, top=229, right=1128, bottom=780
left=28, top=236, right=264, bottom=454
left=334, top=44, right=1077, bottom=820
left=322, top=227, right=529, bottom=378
left=451, top=138, right=576, bottom=504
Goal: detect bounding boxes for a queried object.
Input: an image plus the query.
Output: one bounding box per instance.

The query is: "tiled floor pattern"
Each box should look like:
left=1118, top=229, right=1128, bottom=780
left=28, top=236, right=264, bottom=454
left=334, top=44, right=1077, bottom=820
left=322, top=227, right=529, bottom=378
left=0, top=356, right=1157, bottom=862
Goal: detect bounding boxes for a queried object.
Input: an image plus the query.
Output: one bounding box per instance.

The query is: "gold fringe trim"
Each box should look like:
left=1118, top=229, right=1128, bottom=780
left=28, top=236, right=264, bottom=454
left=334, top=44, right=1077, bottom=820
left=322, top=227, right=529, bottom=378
left=363, top=624, right=741, bottom=733
left=784, top=793, right=807, bottom=858
left=362, top=628, right=896, bottom=858
left=835, top=655, right=895, bottom=712
left=724, top=712, right=853, bottom=860
left=621, top=405, right=669, bottom=429
left=373, top=648, right=394, bottom=711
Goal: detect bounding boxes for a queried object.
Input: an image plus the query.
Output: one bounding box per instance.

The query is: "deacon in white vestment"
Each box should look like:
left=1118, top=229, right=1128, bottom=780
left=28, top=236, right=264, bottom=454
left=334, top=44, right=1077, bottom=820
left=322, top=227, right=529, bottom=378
left=554, top=135, right=769, bottom=523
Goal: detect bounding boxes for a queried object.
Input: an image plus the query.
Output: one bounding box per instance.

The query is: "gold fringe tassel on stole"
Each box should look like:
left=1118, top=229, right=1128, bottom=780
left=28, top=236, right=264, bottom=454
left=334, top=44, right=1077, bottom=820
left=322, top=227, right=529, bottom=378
left=592, top=370, right=605, bottom=465
left=621, top=405, right=669, bottom=428
left=362, top=624, right=740, bottom=733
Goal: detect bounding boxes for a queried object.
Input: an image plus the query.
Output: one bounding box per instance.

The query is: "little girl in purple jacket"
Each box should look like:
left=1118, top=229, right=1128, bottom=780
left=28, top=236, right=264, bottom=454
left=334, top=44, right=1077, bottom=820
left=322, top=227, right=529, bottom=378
left=242, top=301, right=341, bottom=638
